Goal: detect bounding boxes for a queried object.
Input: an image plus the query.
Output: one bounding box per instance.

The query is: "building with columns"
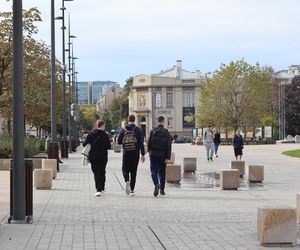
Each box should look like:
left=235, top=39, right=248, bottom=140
left=128, top=60, right=201, bottom=138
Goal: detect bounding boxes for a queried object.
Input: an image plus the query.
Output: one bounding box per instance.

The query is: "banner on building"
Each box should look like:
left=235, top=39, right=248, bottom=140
left=182, top=107, right=195, bottom=128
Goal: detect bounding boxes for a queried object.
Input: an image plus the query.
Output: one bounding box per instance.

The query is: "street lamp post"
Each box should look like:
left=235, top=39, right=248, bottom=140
left=279, top=82, right=286, bottom=140
left=12, top=0, right=25, bottom=222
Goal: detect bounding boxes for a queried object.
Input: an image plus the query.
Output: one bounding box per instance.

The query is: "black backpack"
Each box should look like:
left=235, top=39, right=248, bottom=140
left=122, top=126, right=137, bottom=152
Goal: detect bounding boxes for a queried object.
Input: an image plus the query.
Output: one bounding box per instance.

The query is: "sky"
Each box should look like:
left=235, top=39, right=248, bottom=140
left=2, top=0, right=300, bottom=85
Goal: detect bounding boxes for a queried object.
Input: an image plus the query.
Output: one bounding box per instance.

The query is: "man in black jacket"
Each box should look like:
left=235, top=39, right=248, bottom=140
left=83, top=120, right=111, bottom=197
left=147, top=116, right=172, bottom=196
left=117, top=115, right=145, bottom=197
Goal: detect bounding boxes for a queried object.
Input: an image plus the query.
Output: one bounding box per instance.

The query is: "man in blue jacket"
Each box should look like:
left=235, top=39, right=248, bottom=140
left=118, top=115, right=145, bottom=196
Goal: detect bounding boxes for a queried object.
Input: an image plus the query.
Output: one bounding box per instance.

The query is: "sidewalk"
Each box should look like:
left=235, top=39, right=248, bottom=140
left=0, top=143, right=300, bottom=249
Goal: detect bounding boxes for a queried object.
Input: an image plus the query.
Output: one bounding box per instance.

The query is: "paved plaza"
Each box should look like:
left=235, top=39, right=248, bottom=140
left=0, top=143, right=300, bottom=250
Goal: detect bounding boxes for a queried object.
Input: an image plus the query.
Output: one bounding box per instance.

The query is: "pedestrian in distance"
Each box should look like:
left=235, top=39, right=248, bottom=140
left=147, top=116, right=172, bottom=197
left=213, top=129, right=221, bottom=157
left=204, top=126, right=215, bottom=162
left=233, top=128, right=244, bottom=160
left=117, top=115, right=145, bottom=197
left=83, top=120, right=111, bottom=197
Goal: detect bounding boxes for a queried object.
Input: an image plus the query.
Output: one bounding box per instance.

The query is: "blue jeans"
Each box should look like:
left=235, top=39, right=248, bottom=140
left=150, top=155, right=166, bottom=190
left=214, top=143, right=220, bottom=155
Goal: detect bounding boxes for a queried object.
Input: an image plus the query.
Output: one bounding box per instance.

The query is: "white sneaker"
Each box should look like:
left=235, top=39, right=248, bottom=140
left=125, top=182, right=130, bottom=195
left=129, top=190, right=135, bottom=197
left=94, top=192, right=101, bottom=197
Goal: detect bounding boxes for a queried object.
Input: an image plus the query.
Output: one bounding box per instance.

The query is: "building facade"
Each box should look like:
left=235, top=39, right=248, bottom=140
left=129, top=60, right=201, bottom=138
left=97, top=84, right=123, bottom=114
left=77, top=80, right=116, bottom=105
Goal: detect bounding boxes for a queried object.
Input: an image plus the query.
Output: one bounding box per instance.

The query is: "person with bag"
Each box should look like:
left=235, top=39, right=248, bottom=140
left=147, top=116, right=172, bottom=197
left=213, top=129, right=221, bottom=157
left=82, top=120, right=111, bottom=197
left=117, top=115, right=145, bottom=197
left=204, top=126, right=215, bottom=162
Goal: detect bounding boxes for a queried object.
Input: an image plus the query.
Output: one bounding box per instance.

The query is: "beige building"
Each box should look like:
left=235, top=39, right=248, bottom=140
left=97, top=84, right=123, bottom=115
left=129, top=60, right=201, bottom=138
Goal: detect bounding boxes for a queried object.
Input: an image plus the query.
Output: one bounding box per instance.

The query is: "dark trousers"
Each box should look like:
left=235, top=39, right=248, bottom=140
left=150, top=155, right=166, bottom=190
left=91, top=161, right=107, bottom=192
left=122, top=152, right=139, bottom=191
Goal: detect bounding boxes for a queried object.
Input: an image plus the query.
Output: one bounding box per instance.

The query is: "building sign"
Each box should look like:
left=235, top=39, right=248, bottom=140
left=156, top=109, right=172, bottom=116
left=182, top=107, right=195, bottom=128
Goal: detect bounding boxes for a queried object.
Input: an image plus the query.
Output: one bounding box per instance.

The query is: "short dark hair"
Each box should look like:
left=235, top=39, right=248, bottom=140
left=128, top=115, right=135, bottom=122
left=158, top=116, right=165, bottom=123
left=97, top=120, right=105, bottom=128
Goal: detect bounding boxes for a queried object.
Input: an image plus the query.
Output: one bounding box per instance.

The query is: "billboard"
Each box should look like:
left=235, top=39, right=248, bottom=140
left=182, top=107, right=195, bottom=128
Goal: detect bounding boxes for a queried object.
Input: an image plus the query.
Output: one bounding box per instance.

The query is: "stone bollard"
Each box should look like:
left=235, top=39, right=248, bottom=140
left=42, top=159, right=57, bottom=179
left=230, top=160, right=245, bottom=177
left=113, top=144, right=122, bottom=153
left=248, top=165, right=264, bottom=183
left=257, top=207, right=297, bottom=246
left=0, top=159, right=11, bottom=171
left=166, top=164, right=181, bottom=183
left=297, top=194, right=300, bottom=224
left=34, top=169, right=52, bottom=189
left=220, top=169, right=240, bottom=190
left=183, top=157, right=197, bottom=173
left=31, top=158, right=42, bottom=169
left=170, top=153, right=175, bottom=164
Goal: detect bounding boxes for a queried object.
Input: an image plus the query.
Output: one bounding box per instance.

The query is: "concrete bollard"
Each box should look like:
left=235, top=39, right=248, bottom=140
left=183, top=157, right=197, bottom=173
left=230, top=160, right=245, bottom=177
left=34, top=169, right=52, bottom=189
left=220, top=169, right=240, bottom=190
left=170, top=153, right=175, bottom=164
left=0, top=159, right=11, bottom=171
left=31, top=158, right=42, bottom=169
left=113, top=144, right=122, bottom=153
left=297, top=194, right=300, bottom=224
left=166, top=164, right=181, bottom=183
left=42, top=159, right=57, bottom=179
left=257, top=207, right=297, bottom=246
left=248, top=165, right=264, bottom=183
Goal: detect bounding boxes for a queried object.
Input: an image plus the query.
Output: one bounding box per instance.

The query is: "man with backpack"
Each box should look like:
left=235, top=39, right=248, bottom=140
left=147, top=116, right=172, bottom=197
left=117, top=115, right=145, bottom=197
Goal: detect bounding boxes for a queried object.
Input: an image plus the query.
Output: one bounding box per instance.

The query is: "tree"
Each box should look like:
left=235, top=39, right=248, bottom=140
left=285, top=76, right=300, bottom=135
left=79, top=105, right=99, bottom=131
left=196, top=60, right=273, bottom=131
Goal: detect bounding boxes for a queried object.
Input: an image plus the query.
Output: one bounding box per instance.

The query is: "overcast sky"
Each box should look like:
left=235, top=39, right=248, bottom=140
left=2, top=0, right=300, bottom=85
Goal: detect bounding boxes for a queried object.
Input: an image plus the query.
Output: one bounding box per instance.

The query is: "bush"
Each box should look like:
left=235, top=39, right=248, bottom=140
left=0, top=134, right=43, bottom=158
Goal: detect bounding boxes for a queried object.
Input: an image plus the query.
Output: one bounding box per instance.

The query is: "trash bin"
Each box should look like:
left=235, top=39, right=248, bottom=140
left=9, top=159, right=33, bottom=223
left=48, top=142, right=59, bottom=171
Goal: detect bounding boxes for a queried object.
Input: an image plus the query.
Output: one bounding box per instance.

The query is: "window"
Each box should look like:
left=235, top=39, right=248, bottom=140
left=167, top=117, right=173, bottom=128
left=183, top=92, right=194, bottom=107
left=167, top=93, right=173, bottom=108
left=155, top=93, right=161, bottom=108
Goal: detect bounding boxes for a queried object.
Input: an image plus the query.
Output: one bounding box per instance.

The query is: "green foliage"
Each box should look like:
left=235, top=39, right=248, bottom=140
left=282, top=149, right=300, bottom=158
left=196, top=60, right=274, bottom=130
left=79, top=105, right=99, bottom=131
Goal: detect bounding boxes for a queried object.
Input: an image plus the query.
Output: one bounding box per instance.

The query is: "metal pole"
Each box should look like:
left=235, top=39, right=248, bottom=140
left=283, top=83, right=286, bottom=139
left=68, top=15, right=72, bottom=153
left=278, top=83, right=281, bottom=140
left=51, top=0, right=57, bottom=143
left=12, top=0, right=25, bottom=222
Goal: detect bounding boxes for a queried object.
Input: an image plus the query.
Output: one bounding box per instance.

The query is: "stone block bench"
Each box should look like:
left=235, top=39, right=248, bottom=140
left=257, top=207, right=297, bottom=246
left=297, top=194, right=300, bottom=224
left=183, top=157, right=197, bottom=173
left=113, top=144, right=122, bottom=153
left=0, top=159, right=11, bottom=171
left=31, top=158, right=42, bottom=169
left=42, top=159, right=57, bottom=179
left=220, top=169, right=240, bottom=190
left=34, top=169, right=52, bottom=189
left=230, top=160, right=245, bottom=177
left=248, top=165, right=264, bottom=183
left=166, top=164, right=181, bottom=183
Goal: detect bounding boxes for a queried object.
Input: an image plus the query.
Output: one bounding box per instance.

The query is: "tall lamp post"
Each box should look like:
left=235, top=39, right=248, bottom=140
left=279, top=82, right=286, bottom=140
left=12, top=0, right=25, bottom=222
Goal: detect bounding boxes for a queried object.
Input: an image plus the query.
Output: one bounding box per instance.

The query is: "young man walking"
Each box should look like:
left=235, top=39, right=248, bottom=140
left=118, top=115, right=145, bottom=197
left=147, top=116, right=172, bottom=197
left=83, top=120, right=111, bottom=197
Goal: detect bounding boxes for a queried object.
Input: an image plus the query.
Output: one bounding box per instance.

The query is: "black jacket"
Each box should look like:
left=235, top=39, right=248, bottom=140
left=83, top=129, right=111, bottom=163
left=147, top=124, right=172, bottom=159
left=214, top=133, right=221, bottom=144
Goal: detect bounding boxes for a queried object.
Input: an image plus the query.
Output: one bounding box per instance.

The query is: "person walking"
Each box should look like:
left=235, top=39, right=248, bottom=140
left=204, top=126, right=215, bottom=162
left=83, top=120, right=111, bottom=197
left=117, top=115, right=145, bottom=197
left=213, top=129, right=221, bottom=157
left=147, top=116, right=172, bottom=197
left=233, top=128, right=244, bottom=160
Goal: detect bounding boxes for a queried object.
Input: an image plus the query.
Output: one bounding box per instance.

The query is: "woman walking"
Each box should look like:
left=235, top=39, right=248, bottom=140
left=204, top=126, right=215, bottom=162
left=213, top=129, right=221, bottom=157
left=233, top=128, right=244, bottom=160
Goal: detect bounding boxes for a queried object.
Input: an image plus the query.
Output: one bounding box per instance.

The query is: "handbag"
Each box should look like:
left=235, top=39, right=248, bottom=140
left=81, top=143, right=91, bottom=157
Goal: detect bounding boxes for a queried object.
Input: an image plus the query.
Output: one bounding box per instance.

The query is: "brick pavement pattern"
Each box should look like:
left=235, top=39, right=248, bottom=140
left=0, top=144, right=300, bottom=249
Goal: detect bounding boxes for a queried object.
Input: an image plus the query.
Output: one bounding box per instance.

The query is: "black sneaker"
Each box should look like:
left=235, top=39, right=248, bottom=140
left=210, top=157, right=213, bottom=162
left=160, top=189, right=165, bottom=195
left=154, top=184, right=160, bottom=197
left=207, top=158, right=210, bottom=162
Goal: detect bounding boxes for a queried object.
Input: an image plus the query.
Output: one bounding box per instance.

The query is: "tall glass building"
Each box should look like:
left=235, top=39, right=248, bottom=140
left=77, top=80, right=116, bottom=105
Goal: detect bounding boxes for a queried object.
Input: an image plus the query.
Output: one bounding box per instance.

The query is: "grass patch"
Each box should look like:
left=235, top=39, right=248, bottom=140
left=282, top=149, right=300, bottom=158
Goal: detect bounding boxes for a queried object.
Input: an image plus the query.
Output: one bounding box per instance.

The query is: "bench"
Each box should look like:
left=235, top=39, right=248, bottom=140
left=183, top=157, right=197, bottom=173
left=220, top=169, right=240, bottom=190
left=166, top=164, right=181, bottom=183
